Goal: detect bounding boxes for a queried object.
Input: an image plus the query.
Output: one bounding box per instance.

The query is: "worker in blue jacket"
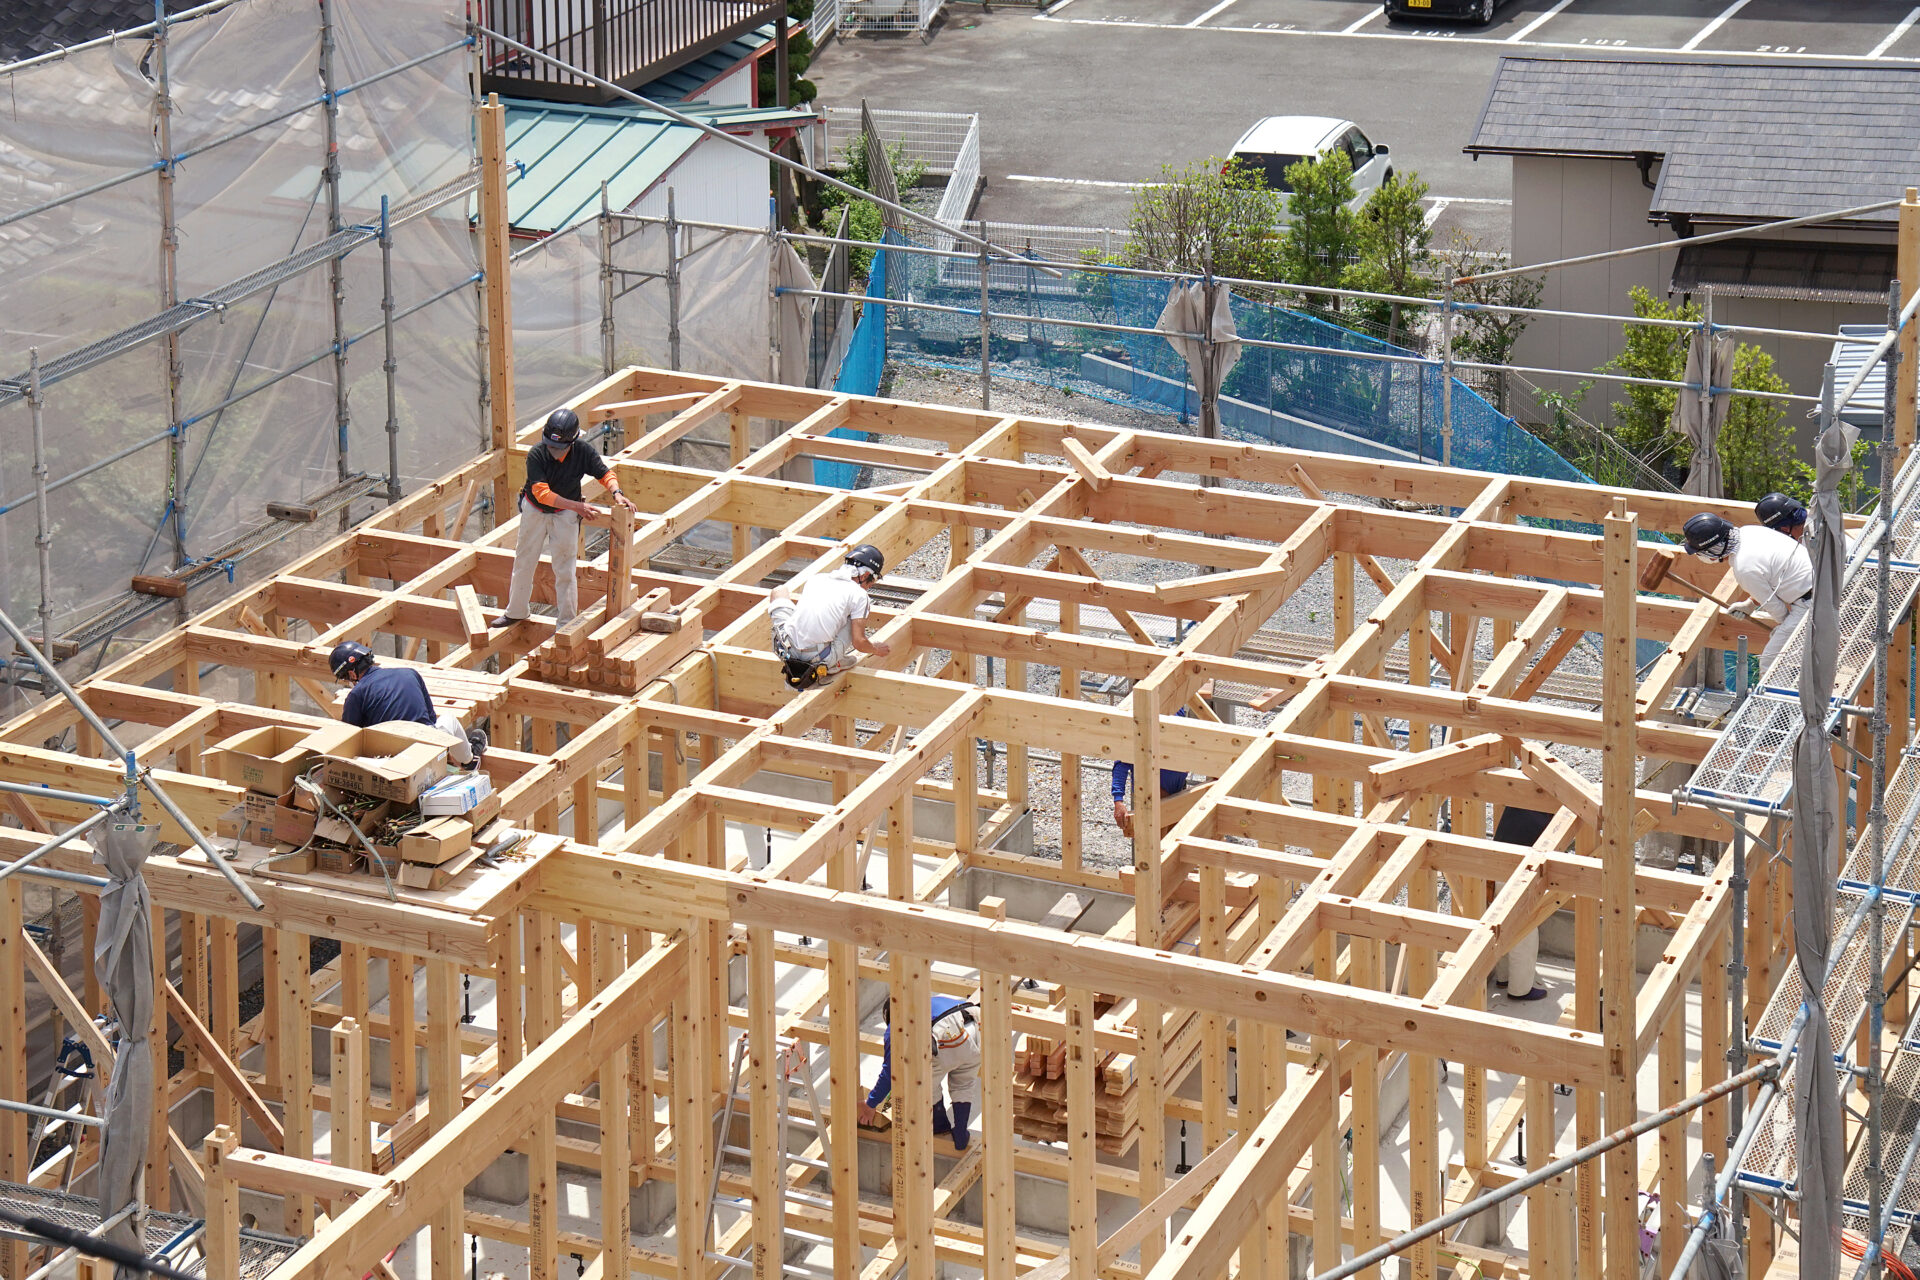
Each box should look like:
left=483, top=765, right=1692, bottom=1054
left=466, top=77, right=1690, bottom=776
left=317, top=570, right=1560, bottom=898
left=1111, top=688, right=1189, bottom=837
left=856, top=996, right=980, bottom=1151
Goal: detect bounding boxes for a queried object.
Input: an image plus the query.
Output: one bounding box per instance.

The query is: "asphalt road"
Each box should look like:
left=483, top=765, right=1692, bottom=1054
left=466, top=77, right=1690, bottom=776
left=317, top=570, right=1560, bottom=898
left=810, top=0, right=1920, bottom=250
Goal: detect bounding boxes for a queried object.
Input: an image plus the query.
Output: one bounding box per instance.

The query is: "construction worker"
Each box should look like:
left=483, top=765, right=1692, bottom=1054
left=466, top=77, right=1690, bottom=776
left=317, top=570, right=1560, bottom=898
left=328, top=641, right=486, bottom=768
left=1109, top=680, right=1188, bottom=838
left=769, top=544, right=891, bottom=690
left=1682, top=512, right=1812, bottom=668
left=489, top=408, right=637, bottom=629
left=1491, top=805, right=1552, bottom=1002
left=857, top=996, right=980, bottom=1152
left=1755, top=492, right=1809, bottom=541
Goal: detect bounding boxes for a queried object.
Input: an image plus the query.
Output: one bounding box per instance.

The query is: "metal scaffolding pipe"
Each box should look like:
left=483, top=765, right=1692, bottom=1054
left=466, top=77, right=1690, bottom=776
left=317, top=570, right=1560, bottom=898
left=0, top=779, right=121, bottom=808
left=380, top=195, right=401, bottom=503
left=0, top=806, right=121, bottom=884
left=0, top=1097, right=107, bottom=1127
left=27, top=349, right=52, bottom=655
left=0, top=0, right=243, bottom=74
left=1314, top=1054, right=1783, bottom=1280
left=0, top=603, right=265, bottom=910
left=154, top=0, right=188, bottom=585
left=320, top=0, right=350, bottom=485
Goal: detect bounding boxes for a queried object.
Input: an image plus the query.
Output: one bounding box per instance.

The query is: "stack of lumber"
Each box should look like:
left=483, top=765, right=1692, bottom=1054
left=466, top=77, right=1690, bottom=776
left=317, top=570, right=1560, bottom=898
left=525, top=587, right=702, bottom=693
left=1010, top=1020, right=1140, bottom=1155
left=417, top=666, right=510, bottom=723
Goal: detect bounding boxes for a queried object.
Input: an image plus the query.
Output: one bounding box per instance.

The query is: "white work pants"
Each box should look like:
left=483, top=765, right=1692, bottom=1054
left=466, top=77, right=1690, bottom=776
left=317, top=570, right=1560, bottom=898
left=435, top=711, right=475, bottom=767
left=931, top=1021, right=981, bottom=1110
left=769, top=599, right=861, bottom=675
left=504, top=497, right=582, bottom=624
left=1494, top=929, right=1539, bottom=997
left=1758, top=599, right=1808, bottom=673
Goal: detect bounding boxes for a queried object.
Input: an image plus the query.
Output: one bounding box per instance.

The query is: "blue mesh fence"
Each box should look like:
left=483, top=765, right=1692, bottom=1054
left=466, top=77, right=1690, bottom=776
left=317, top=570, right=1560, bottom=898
left=867, top=232, right=1592, bottom=487
left=818, top=237, right=895, bottom=487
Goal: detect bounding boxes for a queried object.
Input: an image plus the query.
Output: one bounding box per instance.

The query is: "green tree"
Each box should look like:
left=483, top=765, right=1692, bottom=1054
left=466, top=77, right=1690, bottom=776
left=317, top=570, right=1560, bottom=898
left=818, top=134, right=925, bottom=281
left=1603, top=285, right=1698, bottom=473
left=1717, top=344, right=1809, bottom=501
left=1434, top=232, right=1543, bottom=413
left=1122, top=157, right=1285, bottom=279
left=758, top=2, right=818, bottom=107
left=1343, top=171, right=1435, bottom=346
left=1277, top=148, right=1360, bottom=306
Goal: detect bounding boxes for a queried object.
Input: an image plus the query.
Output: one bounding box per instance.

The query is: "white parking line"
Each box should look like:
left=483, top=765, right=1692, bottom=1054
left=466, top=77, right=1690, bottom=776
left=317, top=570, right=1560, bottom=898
left=1507, top=0, right=1575, bottom=43
left=1005, top=174, right=1147, bottom=188
left=1040, top=0, right=1079, bottom=13
left=1341, top=10, right=1376, bottom=34
left=1679, top=0, right=1751, bottom=51
left=1871, top=5, right=1920, bottom=56
left=1187, top=0, right=1240, bottom=26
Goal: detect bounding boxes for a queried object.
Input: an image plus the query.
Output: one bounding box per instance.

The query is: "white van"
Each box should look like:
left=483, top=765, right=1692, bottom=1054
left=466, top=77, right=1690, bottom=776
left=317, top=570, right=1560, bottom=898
left=1227, top=116, right=1394, bottom=208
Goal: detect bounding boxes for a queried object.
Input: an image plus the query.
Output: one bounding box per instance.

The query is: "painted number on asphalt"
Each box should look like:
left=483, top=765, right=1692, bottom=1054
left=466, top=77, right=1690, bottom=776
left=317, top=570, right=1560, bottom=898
left=1577, top=36, right=1627, bottom=44
left=1755, top=44, right=1807, bottom=52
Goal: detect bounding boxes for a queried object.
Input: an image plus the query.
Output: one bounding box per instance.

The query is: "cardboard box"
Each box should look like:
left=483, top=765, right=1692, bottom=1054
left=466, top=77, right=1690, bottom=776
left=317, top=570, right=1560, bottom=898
left=304, top=723, right=449, bottom=803
left=312, top=797, right=389, bottom=846
left=417, top=771, right=493, bottom=817
left=207, top=725, right=321, bottom=796
left=399, top=815, right=474, bottom=867
left=312, top=846, right=362, bottom=876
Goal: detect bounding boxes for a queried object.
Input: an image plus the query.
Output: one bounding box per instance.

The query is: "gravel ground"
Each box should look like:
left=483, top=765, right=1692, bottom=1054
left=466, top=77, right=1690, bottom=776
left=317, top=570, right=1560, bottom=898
left=856, top=360, right=1612, bottom=873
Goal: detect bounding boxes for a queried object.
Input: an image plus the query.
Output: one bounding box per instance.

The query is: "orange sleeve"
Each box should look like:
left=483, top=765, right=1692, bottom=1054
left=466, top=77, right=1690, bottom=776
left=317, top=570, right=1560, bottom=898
left=530, top=481, right=557, bottom=506
left=597, top=472, right=622, bottom=494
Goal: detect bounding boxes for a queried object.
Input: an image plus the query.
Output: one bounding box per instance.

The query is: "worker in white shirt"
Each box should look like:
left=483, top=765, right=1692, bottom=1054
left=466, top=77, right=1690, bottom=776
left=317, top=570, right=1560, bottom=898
left=769, top=544, right=892, bottom=692
left=1755, top=493, right=1808, bottom=541
left=1682, top=512, right=1813, bottom=668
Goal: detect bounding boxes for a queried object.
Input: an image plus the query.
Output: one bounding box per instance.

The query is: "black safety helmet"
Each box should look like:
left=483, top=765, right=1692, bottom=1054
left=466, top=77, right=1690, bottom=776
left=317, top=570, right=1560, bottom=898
left=542, top=407, right=582, bottom=444
left=329, top=640, right=375, bottom=680
left=1755, top=492, right=1808, bottom=534
left=1682, top=512, right=1735, bottom=560
left=845, top=544, right=885, bottom=578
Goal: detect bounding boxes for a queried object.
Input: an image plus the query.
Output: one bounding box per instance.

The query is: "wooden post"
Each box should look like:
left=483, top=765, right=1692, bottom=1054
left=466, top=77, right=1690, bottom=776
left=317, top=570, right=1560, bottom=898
left=204, top=1124, right=241, bottom=1280
left=1130, top=684, right=1166, bottom=1266
left=980, top=897, right=1015, bottom=1280
left=602, top=1032, right=634, bottom=1277
left=496, top=919, right=523, bottom=1071
left=827, top=836, right=861, bottom=1275
left=0, top=879, right=26, bottom=1279
left=749, top=927, right=782, bottom=1280
left=1525, top=1075, right=1567, bottom=1276
left=1658, top=1007, right=1686, bottom=1270
left=428, top=963, right=464, bottom=1280
left=1351, top=936, right=1382, bottom=1280
left=609, top=499, right=636, bottom=616
left=479, top=93, right=517, bottom=519
left=330, top=1016, right=369, bottom=1175
left=211, top=915, right=239, bottom=1130
left=528, top=912, right=561, bottom=1279
left=390, top=952, right=418, bottom=1123
left=150, top=904, right=171, bottom=1214
left=675, top=922, right=713, bottom=1280
left=1066, top=984, right=1097, bottom=1280
left=1897, top=187, right=1919, bottom=467
left=1575, top=894, right=1602, bottom=1280
left=277, top=929, right=313, bottom=1233
left=1059, top=598, right=1082, bottom=872
left=895, top=951, right=934, bottom=1280
left=1601, top=498, right=1639, bottom=1280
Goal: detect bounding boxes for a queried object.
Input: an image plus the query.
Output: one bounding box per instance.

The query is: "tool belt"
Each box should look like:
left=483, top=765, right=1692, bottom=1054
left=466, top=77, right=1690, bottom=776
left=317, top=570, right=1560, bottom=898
left=773, top=627, right=830, bottom=692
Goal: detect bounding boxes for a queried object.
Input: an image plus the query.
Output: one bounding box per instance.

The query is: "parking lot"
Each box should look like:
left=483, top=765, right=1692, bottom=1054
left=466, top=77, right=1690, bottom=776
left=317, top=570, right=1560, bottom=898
left=810, top=1, right=1920, bottom=248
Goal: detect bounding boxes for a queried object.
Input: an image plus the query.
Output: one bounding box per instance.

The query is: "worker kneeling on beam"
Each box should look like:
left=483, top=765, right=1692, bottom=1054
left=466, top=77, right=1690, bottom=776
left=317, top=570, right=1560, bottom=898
left=489, top=408, right=637, bottom=629
left=1682, top=512, right=1812, bottom=670
left=329, top=641, right=487, bottom=767
left=858, top=996, right=981, bottom=1152
left=769, top=544, right=892, bottom=692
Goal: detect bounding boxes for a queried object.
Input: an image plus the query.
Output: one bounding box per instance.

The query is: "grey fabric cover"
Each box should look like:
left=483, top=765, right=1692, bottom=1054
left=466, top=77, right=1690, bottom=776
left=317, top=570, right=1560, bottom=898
left=1156, top=282, right=1242, bottom=413
left=1675, top=327, right=1736, bottom=498
left=1791, top=415, right=1855, bottom=1280
left=92, top=821, right=158, bottom=1278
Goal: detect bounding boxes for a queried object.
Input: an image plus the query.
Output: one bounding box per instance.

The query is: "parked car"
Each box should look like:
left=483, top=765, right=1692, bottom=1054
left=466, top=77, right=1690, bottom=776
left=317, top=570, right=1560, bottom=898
left=1383, top=0, right=1506, bottom=24
left=1226, top=116, right=1393, bottom=208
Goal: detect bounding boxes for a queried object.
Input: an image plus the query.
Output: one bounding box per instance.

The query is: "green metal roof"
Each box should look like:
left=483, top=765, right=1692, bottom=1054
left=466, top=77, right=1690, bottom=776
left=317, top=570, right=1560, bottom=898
left=501, top=97, right=812, bottom=236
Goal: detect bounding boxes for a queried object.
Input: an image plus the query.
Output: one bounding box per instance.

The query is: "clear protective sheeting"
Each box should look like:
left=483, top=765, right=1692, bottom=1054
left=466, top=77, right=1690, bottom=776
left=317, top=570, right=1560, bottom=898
left=0, top=0, right=480, bottom=639
left=512, top=221, right=611, bottom=423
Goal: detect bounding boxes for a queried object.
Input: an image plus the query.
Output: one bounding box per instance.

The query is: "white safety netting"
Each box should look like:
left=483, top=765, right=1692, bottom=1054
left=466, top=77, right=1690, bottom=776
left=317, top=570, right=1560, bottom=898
left=0, top=0, right=481, bottom=636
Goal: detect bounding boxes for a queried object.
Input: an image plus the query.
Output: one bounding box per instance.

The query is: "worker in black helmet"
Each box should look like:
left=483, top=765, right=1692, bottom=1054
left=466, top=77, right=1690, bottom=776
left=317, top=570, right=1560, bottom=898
left=489, top=408, right=637, bottom=629
left=1754, top=492, right=1809, bottom=541
left=329, top=641, right=487, bottom=768
left=1682, top=511, right=1811, bottom=669
left=768, top=544, right=892, bottom=689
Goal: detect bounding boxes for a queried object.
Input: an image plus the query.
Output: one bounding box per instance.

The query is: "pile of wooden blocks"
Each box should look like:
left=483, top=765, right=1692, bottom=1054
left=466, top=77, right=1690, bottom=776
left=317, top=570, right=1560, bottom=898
left=1011, top=1018, right=1141, bottom=1155
left=527, top=588, right=699, bottom=692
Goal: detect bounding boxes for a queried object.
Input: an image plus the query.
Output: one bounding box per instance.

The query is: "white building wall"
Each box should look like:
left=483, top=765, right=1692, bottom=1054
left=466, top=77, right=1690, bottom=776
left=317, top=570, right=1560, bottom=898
left=1510, top=154, right=1890, bottom=455
left=626, top=133, right=772, bottom=228
left=697, top=59, right=758, bottom=107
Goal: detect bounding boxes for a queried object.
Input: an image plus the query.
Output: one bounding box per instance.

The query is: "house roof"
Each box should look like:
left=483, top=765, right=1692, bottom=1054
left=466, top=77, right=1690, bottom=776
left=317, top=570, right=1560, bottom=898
left=1670, top=239, right=1897, bottom=305
left=1, top=0, right=152, bottom=63
left=1466, top=57, right=1920, bottom=225
left=500, top=97, right=813, bottom=236
left=634, top=23, right=772, bottom=104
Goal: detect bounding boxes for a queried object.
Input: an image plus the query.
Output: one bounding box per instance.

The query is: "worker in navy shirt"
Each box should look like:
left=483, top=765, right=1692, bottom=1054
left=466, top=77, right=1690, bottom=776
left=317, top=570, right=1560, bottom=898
left=856, top=996, right=981, bottom=1151
left=1111, top=688, right=1189, bottom=837
left=329, top=641, right=485, bottom=768
left=489, top=408, right=636, bottom=628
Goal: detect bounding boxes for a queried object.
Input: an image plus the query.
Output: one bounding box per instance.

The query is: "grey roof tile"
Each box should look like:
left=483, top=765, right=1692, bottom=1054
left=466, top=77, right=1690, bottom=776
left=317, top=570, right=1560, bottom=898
left=1467, top=56, right=1920, bottom=221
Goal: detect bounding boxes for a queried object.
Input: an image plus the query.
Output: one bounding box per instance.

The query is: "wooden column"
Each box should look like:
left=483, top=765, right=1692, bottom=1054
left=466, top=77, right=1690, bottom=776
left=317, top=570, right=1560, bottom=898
left=204, top=1124, right=240, bottom=1280
left=0, top=879, right=26, bottom=1279
left=1525, top=1075, right=1568, bottom=1277
left=1066, top=984, right=1097, bottom=1280
left=1059, top=598, right=1082, bottom=872
left=330, top=1017, right=369, bottom=1176
left=390, top=952, right=418, bottom=1123
left=479, top=93, right=516, bottom=519
left=675, top=922, right=713, bottom=1280
left=894, top=951, right=934, bottom=1280
left=1574, top=894, right=1602, bottom=1280
left=1658, top=1006, right=1687, bottom=1270
left=1600, top=498, right=1639, bottom=1280
left=1129, top=684, right=1166, bottom=1266
left=980, top=897, right=1015, bottom=1280
left=527, top=912, right=561, bottom=1278
left=276, top=929, right=312, bottom=1233
left=1351, top=936, right=1382, bottom=1280
left=628, top=929, right=658, bottom=1171
left=749, top=927, right=782, bottom=1280
left=495, top=919, right=523, bottom=1071
left=150, top=904, right=171, bottom=1215
left=211, top=915, right=239, bottom=1130
left=428, top=963, right=464, bottom=1280
left=603, top=1030, right=634, bottom=1275
left=827, top=837, right=861, bottom=1276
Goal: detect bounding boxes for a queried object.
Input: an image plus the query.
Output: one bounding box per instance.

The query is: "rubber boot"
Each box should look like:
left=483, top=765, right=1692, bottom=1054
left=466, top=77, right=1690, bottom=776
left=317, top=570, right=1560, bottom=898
left=949, top=1102, right=972, bottom=1151
left=931, top=1101, right=951, bottom=1135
